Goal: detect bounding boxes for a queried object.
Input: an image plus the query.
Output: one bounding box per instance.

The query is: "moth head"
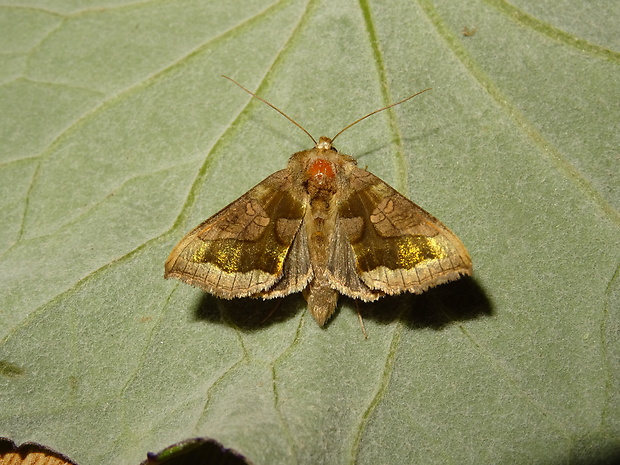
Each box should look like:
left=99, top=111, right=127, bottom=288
left=316, top=136, right=336, bottom=152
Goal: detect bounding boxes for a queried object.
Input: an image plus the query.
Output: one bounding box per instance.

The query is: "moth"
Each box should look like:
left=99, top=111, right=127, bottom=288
left=165, top=76, right=472, bottom=327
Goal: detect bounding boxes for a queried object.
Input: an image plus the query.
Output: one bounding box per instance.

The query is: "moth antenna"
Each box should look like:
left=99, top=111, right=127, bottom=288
left=330, top=88, right=432, bottom=143
left=222, top=75, right=317, bottom=145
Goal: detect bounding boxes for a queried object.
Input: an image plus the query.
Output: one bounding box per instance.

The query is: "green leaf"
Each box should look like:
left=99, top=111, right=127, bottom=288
left=1, top=1, right=619, bottom=464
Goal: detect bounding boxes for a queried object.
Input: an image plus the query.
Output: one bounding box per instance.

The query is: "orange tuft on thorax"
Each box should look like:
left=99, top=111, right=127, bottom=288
left=307, top=159, right=335, bottom=184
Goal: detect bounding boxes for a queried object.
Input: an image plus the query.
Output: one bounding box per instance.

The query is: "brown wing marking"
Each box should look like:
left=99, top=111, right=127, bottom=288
left=164, top=170, right=305, bottom=298
left=338, top=168, right=472, bottom=295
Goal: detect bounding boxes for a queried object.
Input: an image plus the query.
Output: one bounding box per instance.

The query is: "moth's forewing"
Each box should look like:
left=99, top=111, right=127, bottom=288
left=164, top=170, right=306, bottom=298
left=255, top=217, right=312, bottom=298
left=326, top=224, right=384, bottom=302
left=338, top=167, right=472, bottom=295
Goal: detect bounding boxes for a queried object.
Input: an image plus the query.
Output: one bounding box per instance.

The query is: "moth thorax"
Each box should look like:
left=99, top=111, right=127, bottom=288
left=307, top=158, right=335, bottom=186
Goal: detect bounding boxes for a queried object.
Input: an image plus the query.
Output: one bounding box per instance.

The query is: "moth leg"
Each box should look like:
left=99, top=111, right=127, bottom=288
left=356, top=301, right=368, bottom=339
left=259, top=299, right=282, bottom=325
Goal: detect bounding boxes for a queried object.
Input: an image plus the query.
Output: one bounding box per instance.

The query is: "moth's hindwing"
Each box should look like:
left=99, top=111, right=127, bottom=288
left=164, top=170, right=306, bottom=298
left=338, top=168, right=472, bottom=295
